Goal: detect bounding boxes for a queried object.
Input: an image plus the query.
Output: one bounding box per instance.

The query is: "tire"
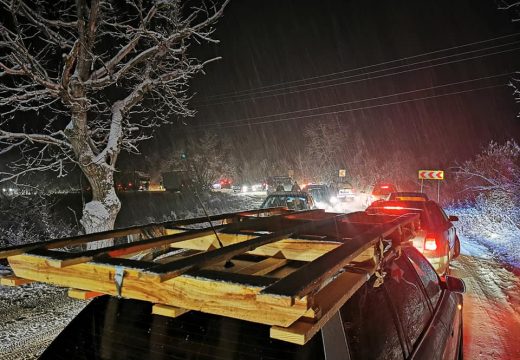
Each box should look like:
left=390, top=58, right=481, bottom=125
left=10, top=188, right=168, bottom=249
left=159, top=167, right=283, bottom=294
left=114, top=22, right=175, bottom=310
left=454, top=236, right=461, bottom=259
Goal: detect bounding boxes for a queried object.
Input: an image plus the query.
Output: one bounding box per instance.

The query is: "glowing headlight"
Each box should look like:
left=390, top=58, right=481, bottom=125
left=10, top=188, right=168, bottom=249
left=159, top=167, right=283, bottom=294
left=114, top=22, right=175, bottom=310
left=242, top=185, right=249, bottom=192
left=330, top=196, right=338, bottom=204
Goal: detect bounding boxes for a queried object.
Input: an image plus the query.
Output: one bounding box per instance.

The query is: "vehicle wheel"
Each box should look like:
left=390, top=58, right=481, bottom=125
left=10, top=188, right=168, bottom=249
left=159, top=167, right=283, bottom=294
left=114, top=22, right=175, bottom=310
left=454, top=236, right=461, bottom=259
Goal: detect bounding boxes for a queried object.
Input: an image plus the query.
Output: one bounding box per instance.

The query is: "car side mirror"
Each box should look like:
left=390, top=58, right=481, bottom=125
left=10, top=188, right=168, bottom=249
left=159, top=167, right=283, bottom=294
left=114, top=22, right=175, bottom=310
left=444, top=275, right=465, bottom=293
left=448, top=215, right=459, bottom=222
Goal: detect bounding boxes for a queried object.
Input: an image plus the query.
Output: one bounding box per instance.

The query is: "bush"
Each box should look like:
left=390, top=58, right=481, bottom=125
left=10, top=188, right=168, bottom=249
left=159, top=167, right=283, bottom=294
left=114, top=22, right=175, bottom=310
left=447, top=190, right=520, bottom=267
left=0, top=194, right=74, bottom=248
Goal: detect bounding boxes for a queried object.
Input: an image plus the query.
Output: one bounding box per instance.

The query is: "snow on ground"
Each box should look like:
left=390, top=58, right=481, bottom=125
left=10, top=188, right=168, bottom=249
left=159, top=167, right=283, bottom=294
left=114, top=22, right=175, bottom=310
left=451, top=236, right=520, bottom=360
left=0, top=279, right=86, bottom=360
left=224, top=190, right=265, bottom=209
left=445, top=205, right=520, bottom=359
left=447, top=205, right=520, bottom=269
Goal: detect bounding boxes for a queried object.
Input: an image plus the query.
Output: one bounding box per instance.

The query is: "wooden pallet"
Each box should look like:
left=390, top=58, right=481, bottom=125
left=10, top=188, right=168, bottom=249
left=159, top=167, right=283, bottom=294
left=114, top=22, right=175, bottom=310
left=0, top=207, right=418, bottom=345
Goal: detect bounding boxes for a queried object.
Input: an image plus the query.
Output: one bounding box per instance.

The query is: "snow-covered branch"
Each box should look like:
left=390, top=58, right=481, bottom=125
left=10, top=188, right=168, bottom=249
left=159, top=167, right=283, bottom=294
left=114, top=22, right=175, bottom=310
left=0, top=0, right=229, bottom=236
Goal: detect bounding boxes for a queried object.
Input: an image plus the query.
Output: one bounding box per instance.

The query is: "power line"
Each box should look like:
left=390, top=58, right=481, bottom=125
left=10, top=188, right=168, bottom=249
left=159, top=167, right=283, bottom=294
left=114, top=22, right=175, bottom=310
left=198, top=32, right=520, bottom=102
left=187, top=83, right=504, bottom=131
left=197, top=44, right=520, bottom=107
left=190, top=72, right=511, bottom=127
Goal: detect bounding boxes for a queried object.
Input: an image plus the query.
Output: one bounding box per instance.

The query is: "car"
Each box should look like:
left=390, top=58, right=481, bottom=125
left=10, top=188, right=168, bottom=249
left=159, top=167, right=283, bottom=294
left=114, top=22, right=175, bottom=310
left=39, top=245, right=464, bottom=360
left=260, top=191, right=315, bottom=211
left=266, top=176, right=293, bottom=193
left=370, top=182, right=398, bottom=203
left=302, top=184, right=335, bottom=209
left=219, top=178, right=232, bottom=189
left=335, top=181, right=356, bottom=202
left=366, top=199, right=461, bottom=275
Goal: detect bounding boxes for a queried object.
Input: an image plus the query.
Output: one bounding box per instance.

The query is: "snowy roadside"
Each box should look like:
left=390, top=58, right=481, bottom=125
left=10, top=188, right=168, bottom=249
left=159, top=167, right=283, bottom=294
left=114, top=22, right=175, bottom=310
left=0, top=279, right=86, bottom=360
left=451, top=236, right=520, bottom=359
left=447, top=205, right=520, bottom=270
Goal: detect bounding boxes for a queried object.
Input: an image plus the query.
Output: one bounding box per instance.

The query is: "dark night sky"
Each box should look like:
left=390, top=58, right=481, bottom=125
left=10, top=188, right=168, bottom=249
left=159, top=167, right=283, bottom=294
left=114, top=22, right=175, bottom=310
left=142, top=0, right=520, bottom=170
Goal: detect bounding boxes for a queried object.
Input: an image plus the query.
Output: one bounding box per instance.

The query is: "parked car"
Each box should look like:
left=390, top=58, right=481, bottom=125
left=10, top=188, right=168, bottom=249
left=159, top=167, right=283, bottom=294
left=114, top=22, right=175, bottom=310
left=40, top=246, right=464, bottom=360
left=260, top=191, right=315, bottom=211
left=366, top=199, right=461, bottom=275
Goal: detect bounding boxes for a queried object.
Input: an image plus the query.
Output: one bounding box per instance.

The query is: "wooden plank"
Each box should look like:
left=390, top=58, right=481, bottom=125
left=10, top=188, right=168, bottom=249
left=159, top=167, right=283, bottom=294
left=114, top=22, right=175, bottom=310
left=167, top=233, right=340, bottom=262
left=257, top=213, right=417, bottom=305
left=27, top=226, right=223, bottom=268
left=0, top=208, right=287, bottom=259
left=68, top=288, right=104, bottom=300
left=248, top=239, right=340, bottom=262
left=270, top=270, right=370, bottom=345
left=8, top=254, right=309, bottom=327
left=0, top=275, right=32, bottom=286
left=142, top=214, right=346, bottom=283
left=152, top=304, right=190, bottom=318
left=239, top=258, right=289, bottom=276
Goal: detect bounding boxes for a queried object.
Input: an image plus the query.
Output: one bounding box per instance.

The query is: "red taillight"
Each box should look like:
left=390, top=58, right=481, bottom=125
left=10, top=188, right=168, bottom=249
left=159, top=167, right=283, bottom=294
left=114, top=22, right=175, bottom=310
left=381, top=185, right=389, bottom=189
left=424, top=234, right=437, bottom=251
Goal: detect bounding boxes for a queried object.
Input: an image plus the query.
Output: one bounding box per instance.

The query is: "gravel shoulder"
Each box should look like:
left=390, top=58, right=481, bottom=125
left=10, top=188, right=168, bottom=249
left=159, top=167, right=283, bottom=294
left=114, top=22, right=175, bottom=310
left=0, top=280, right=87, bottom=359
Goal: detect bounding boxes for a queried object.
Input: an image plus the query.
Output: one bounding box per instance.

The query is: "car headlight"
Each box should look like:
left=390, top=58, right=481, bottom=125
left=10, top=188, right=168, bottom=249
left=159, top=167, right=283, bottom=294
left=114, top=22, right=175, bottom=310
left=330, top=196, right=338, bottom=204
left=242, top=185, right=249, bottom=192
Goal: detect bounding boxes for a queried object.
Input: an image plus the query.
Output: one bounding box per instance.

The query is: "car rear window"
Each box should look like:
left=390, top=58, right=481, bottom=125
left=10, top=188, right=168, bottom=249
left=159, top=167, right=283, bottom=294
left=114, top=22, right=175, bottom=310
left=341, top=281, right=404, bottom=360
left=383, top=255, right=432, bottom=347
left=41, top=297, right=325, bottom=360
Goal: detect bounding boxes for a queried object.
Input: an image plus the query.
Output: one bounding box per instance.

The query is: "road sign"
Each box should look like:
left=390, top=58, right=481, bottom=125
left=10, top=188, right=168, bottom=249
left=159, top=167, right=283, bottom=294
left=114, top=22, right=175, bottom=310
left=418, top=170, right=444, bottom=180
left=338, top=169, right=346, bottom=177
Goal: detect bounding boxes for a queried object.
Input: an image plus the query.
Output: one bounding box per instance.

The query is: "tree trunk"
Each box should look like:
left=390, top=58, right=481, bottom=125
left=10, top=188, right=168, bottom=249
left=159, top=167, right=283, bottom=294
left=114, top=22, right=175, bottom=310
left=80, top=167, right=121, bottom=249
left=66, top=106, right=122, bottom=248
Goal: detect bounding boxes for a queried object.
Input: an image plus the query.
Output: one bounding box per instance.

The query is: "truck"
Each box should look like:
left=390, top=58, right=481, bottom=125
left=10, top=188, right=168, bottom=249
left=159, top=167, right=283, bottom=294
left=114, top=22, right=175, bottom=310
left=161, top=170, right=190, bottom=192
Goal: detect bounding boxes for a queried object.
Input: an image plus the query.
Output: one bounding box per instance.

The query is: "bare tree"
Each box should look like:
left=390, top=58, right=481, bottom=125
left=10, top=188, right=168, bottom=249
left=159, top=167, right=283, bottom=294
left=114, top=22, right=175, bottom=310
left=303, top=121, right=345, bottom=183
left=0, top=0, right=229, bottom=237
left=497, top=1, right=520, bottom=21
left=510, top=73, right=520, bottom=117
left=168, top=131, right=234, bottom=190
left=456, top=140, right=520, bottom=195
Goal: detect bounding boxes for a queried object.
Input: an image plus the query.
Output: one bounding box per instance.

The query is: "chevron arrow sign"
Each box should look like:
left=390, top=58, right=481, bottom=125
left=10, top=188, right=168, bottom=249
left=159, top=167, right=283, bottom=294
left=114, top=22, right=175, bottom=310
left=418, top=170, right=444, bottom=180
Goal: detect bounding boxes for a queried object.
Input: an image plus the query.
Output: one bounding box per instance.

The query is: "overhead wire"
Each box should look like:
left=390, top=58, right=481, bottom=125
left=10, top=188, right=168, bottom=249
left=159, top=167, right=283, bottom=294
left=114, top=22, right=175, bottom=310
left=189, top=72, right=511, bottom=128
left=195, top=43, right=520, bottom=106
left=199, top=32, right=520, bottom=101
left=186, top=83, right=505, bottom=131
